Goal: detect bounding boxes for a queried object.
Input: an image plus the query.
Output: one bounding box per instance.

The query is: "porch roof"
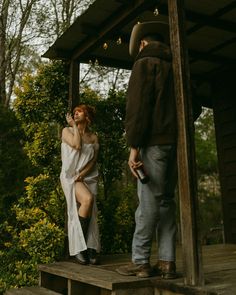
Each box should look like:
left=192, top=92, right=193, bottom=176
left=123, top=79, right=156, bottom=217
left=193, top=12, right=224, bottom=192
left=43, top=0, right=236, bottom=81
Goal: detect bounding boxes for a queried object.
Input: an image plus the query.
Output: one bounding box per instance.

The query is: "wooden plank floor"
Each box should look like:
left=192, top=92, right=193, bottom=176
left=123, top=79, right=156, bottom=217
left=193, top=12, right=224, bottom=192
left=94, top=243, right=236, bottom=295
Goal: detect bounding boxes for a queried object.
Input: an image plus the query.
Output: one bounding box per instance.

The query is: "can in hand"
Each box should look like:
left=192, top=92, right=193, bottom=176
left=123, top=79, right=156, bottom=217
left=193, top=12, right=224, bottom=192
left=134, top=165, right=150, bottom=184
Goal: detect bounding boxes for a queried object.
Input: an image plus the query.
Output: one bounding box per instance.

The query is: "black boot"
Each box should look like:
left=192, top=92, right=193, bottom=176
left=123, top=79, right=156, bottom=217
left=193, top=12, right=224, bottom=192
left=88, top=248, right=100, bottom=265
left=75, top=216, right=90, bottom=265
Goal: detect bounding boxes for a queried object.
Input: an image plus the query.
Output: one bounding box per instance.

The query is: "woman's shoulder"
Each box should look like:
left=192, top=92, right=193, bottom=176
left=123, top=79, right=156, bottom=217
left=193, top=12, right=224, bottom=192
left=90, top=132, right=98, bottom=144
left=62, top=126, right=73, bottom=133
left=84, top=131, right=98, bottom=143
left=83, top=132, right=99, bottom=150
left=61, top=126, right=72, bottom=139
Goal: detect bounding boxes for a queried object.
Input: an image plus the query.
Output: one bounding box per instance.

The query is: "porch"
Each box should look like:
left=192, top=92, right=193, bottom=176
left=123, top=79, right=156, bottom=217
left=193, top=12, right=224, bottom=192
left=6, top=244, right=235, bottom=295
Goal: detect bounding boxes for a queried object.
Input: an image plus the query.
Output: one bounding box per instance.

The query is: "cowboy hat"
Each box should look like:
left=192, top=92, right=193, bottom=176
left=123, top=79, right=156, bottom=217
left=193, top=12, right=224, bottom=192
left=129, top=21, right=169, bottom=57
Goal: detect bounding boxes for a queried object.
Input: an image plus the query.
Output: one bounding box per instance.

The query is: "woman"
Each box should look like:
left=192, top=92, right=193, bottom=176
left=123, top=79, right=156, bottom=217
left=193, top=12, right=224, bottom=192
left=60, top=104, right=100, bottom=265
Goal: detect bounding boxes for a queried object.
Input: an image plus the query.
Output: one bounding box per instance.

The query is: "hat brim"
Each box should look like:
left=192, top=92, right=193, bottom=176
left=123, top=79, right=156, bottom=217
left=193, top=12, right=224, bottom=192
left=129, top=21, right=169, bottom=57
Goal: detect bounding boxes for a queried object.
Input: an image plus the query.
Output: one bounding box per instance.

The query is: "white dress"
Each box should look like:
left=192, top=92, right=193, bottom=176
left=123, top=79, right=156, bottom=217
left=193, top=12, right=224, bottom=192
left=60, top=140, right=101, bottom=256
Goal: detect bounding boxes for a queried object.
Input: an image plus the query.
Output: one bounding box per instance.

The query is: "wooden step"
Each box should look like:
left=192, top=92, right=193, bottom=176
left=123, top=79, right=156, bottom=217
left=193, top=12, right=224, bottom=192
left=5, top=286, right=62, bottom=295
left=38, top=261, right=217, bottom=295
left=39, top=261, right=152, bottom=292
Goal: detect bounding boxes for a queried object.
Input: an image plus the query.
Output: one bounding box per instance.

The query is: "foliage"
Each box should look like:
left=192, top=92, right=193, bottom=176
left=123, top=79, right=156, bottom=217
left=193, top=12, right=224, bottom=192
left=42, top=0, right=94, bottom=40
left=75, top=89, right=136, bottom=253
left=0, top=61, right=68, bottom=292
left=195, top=108, right=218, bottom=174
left=0, top=57, right=223, bottom=294
left=198, top=174, right=223, bottom=244
left=0, top=0, right=94, bottom=107
left=0, top=104, right=32, bottom=222
left=0, top=0, right=39, bottom=106
left=14, top=61, right=69, bottom=172
left=80, top=64, right=130, bottom=98
left=194, top=108, right=222, bottom=244
left=97, top=183, right=136, bottom=254
left=80, top=90, right=127, bottom=192
left=0, top=61, right=135, bottom=292
left=0, top=173, right=65, bottom=294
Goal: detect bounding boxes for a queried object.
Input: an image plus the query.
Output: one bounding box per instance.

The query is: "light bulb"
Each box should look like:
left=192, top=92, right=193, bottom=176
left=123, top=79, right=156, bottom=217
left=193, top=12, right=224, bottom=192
left=116, top=37, right=122, bottom=45
left=154, top=7, right=159, bottom=16
left=103, top=42, right=108, bottom=50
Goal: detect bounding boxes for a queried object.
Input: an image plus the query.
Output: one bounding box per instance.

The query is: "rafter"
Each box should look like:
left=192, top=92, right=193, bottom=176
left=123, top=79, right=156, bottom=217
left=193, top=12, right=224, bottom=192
left=148, top=3, right=236, bottom=34
left=71, top=0, right=158, bottom=60
left=187, top=1, right=236, bottom=35
left=189, top=49, right=236, bottom=65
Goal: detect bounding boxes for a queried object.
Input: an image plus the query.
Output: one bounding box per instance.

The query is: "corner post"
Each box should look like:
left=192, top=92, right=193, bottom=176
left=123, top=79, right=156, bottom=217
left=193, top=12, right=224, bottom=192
left=168, top=0, right=204, bottom=285
left=68, top=60, right=80, bottom=112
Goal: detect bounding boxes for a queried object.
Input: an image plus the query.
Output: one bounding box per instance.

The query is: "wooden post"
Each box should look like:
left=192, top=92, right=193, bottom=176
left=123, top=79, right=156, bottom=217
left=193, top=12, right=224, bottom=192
left=168, top=0, right=204, bottom=285
left=69, top=60, right=80, bottom=112
left=64, top=59, right=80, bottom=258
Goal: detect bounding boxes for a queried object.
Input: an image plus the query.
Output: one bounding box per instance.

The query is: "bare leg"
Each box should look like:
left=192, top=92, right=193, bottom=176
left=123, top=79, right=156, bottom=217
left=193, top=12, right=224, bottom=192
left=74, top=181, right=93, bottom=264
left=75, top=181, right=94, bottom=218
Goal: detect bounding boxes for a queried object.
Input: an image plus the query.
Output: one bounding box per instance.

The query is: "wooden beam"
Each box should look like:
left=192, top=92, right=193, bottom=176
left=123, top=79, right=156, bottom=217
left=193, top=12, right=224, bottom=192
left=168, top=0, right=204, bottom=286
left=71, top=0, right=157, bottom=60
left=68, top=61, right=80, bottom=112
left=151, top=3, right=236, bottom=34
left=189, top=49, right=236, bottom=65
left=187, top=1, right=236, bottom=35
left=114, top=0, right=135, bottom=4
left=186, top=10, right=236, bottom=33
left=104, top=32, right=236, bottom=66
left=80, top=22, right=99, bottom=36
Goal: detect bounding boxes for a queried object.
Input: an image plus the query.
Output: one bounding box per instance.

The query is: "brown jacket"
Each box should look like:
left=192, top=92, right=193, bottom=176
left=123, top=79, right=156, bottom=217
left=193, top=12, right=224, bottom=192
left=125, top=41, right=177, bottom=148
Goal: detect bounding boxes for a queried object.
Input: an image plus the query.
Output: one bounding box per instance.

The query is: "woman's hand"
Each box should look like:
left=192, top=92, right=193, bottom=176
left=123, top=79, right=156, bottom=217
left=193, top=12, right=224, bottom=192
left=66, top=113, right=76, bottom=127
left=75, top=174, right=84, bottom=182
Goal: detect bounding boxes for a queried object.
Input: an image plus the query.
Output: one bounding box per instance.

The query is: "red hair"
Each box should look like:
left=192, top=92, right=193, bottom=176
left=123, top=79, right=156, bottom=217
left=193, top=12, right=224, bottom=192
left=73, top=104, right=96, bottom=125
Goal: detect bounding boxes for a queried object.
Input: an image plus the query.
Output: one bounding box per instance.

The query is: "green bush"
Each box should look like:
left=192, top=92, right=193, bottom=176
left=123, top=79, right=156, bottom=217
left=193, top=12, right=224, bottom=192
left=97, top=183, right=136, bottom=254
left=0, top=62, right=135, bottom=292
left=0, top=104, right=32, bottom=222
left=0, top=173, right=65, bottom=292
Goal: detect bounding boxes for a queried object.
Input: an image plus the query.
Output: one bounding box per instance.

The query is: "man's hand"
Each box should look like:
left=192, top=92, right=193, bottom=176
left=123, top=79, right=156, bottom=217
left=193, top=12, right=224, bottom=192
left=128, top=148, right=142, bottom=178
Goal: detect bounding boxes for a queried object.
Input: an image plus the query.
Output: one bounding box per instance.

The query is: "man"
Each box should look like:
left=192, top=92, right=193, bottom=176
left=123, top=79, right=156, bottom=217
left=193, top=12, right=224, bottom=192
left=116, top=21, right=177, bottom=279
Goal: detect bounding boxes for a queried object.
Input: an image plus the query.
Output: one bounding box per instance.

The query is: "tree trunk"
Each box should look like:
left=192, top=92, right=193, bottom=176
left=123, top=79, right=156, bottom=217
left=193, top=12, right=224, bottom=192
left=0, top=1, right=8, bottom=105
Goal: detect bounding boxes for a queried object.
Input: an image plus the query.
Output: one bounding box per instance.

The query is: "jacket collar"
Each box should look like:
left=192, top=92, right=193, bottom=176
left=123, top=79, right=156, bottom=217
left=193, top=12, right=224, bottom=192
left=135, top=41, right=172, bottom=62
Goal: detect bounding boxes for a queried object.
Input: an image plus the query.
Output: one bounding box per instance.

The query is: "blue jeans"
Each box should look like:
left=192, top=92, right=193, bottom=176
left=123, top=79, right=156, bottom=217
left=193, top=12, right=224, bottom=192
left=132, top=145, right=177, bottom=264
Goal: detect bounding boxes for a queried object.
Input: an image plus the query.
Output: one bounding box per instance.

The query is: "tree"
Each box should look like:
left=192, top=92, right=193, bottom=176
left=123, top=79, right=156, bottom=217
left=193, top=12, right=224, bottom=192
left=0, top=61, right=68, bottom=293
left=0, top=61, right=135, bottom=292
left=46, top=0, right=93, bottom=39
left=0, top=104, right=32, bottom=222
left=0, top=0, right=40, bottom=106
left=0, top=0, right=94, bottom=108
left=194, top=108, right=222, bottom=244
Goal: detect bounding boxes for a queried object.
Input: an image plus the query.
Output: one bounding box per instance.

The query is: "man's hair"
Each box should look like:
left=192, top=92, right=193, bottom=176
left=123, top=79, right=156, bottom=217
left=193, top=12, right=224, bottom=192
left=142, top=33, right=164, bottom=43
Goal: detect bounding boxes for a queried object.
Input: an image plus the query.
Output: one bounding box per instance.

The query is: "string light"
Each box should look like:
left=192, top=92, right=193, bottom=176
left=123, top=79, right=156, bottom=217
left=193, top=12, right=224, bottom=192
left=154, top=7, right=159, bottom=16
left=116, top=37, right=122, bottom=45
left=103, top=42, right=108, bottom=50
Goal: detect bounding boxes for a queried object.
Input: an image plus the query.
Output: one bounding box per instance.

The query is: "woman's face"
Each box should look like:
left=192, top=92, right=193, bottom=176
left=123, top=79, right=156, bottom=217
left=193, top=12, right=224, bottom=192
left=74, top=108, right=86, bottom=123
